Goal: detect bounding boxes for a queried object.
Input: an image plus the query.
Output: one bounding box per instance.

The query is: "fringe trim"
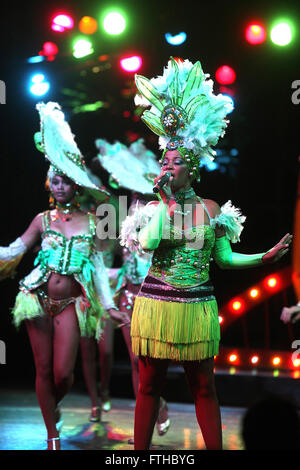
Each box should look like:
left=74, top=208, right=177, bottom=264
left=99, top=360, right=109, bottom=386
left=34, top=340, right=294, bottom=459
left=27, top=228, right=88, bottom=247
left=131, top=296, right=220, bottom=344
left=0, top=254, right=24, bottom=281
left=12, top=290, right=105, bottom=340
left=131, top=337, right=219, bottom=361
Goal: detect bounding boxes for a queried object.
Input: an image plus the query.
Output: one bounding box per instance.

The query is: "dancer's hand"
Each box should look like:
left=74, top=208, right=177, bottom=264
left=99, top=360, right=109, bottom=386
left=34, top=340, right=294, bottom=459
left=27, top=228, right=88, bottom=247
left=280, top=304, right=300, bottom=324
left=108, top=308, right=131, bottom=327
left=262, top=233, right=293, bottom=264
left=154, top=170, right=173, bottom=205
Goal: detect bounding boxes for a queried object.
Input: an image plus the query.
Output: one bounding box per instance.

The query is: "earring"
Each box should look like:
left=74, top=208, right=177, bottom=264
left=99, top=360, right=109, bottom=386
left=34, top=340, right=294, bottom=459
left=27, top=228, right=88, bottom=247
left=49, top=193, right=55, bottom=208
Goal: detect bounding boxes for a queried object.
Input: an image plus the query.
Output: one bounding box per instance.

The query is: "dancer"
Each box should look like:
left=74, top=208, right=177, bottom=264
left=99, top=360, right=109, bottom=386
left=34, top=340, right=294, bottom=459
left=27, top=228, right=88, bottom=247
left=0, top=102, right=129, bottom=450
left=79, top=138, right=170, bottom=434
left=120, top=58, right=292, bottom=450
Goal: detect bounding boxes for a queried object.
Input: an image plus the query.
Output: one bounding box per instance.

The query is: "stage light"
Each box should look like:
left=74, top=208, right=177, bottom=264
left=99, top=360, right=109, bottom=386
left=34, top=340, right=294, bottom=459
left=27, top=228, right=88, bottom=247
left=52, top=14, right=74, bottom=32
left=120, top=56, right=142, bottom=72
left=103, top=12, right=126, bottom=35
left=42, top=42, right=58, bottom=57
left=229, top=353, right=238, bottom=363
left=272, top=356, right=281, bottom=366
left=30, top=74, right=50, bottom=97
left=249, top=288, right=259, bottom=298
left=245, top=24, right=266, bottom=44
left=165, top=32, right=187, bottom=45
left=215, top=65, right=236, bottom=85
left=250, top=355, right=259, bottom=365
left=79, top=16, right=98, bottom=34
left=293, top=371, right=300, bottom=379
left=271, top=21, right=293, bottom=46
left=73, top=39, right=94, bottom=59
left=28, top=56, right=44, bottom=64
left=229, top=367, right=236, bottom=375
left=266, top=276, right=279, bottom=289
left=218, top=316, right=223, bottom=324
left=231, top=299, right=243, bottom=314
left=293, top=358, right=300, bottom=367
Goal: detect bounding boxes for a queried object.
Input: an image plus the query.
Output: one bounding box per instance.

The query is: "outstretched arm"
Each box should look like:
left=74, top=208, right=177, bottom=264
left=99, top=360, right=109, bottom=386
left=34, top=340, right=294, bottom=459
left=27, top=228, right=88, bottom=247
left=0, top=213, right=43, bottom=280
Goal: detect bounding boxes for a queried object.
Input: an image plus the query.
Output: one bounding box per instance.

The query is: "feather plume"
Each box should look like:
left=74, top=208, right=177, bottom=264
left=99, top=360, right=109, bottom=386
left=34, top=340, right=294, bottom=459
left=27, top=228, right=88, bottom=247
left=211, top=200, right=246, bottom=243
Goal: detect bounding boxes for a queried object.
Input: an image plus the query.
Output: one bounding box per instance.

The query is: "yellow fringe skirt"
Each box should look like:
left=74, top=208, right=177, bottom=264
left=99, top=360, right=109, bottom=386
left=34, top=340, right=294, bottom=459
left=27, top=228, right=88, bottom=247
left=131, top=296, right=220, bottom=361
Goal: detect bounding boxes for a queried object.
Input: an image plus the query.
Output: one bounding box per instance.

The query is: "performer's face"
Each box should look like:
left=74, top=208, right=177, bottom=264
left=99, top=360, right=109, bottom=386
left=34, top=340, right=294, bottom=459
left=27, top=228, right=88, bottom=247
left=50, top=174, right=77, bottom=204
left=162, top=150, right=190, bottom=190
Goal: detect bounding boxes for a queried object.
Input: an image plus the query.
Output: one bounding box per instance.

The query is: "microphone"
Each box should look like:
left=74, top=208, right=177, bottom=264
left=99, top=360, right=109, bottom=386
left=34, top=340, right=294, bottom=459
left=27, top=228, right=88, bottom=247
left=153, top=172, right=171, bottom=193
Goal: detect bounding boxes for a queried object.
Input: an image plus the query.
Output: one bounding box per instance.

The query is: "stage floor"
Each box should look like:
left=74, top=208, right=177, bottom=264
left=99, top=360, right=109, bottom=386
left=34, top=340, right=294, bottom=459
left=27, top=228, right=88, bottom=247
left=0, top=389, right=245, bottom=450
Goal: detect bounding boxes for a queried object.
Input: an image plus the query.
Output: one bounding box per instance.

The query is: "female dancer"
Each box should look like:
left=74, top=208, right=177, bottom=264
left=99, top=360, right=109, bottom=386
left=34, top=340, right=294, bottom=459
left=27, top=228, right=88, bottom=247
left=0, top=102, right=129, bottom=450
left=80, top=139, right=170, bottom=434
left=120, top=58, right=292, bottom=450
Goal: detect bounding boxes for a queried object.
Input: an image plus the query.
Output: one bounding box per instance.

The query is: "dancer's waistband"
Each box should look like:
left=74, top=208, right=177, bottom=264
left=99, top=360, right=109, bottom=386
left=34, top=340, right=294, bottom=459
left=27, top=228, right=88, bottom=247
left=138, top=275, right=215, bottom=303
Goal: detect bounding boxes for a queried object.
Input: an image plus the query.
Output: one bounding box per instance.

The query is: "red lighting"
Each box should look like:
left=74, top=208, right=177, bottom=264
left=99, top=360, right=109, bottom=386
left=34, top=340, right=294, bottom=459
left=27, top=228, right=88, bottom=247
left=42, top=42, right=58, bottom=57
left=272, top=356, right=281, bottom=366
left=120, top=56, right=142, bottom=72
left=123, top=111, right=130, bottom=118
left=231, top=299, right=244, bottom=314
left=249, top=288, right=259, bottom=299
left=245, top=24, right=266, bottom=45
left=228, top=353, right=238, bottom=363
left=215, top=65, right=236, bottom=85
left=250, top=355, right=259, bottom=365
left=52, top=14, right=74, bottom=32
left=218, top=316, right=224, bottom=324
left=293, top=358, right=300, bottom=367
left=265, top=276, right=279, bottom=289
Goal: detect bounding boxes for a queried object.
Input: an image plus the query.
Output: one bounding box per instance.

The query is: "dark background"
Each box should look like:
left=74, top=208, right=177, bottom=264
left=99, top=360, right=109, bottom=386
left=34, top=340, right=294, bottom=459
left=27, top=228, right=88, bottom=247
left=1, top=0, right=300, bottom=390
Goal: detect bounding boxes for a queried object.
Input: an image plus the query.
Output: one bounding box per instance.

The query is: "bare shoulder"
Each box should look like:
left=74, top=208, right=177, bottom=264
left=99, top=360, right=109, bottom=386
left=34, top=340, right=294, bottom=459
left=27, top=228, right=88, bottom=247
left=202, top=199, right=221, bottom=218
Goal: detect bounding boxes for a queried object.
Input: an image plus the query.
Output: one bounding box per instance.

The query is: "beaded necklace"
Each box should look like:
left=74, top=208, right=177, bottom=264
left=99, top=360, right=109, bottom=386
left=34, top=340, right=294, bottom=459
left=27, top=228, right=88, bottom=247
left=52, top=201, right=79, bottom=222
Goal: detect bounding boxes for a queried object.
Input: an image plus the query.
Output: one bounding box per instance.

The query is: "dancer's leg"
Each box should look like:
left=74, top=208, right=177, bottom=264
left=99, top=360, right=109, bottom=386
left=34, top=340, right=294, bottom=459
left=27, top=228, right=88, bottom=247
left=53, top=304, right=80, bottom=405
left=134, top=356, right=170, bottom=450
left=25, top=315, right=57, bottom=440
left=183, top=358, right=222, bottom=450
left=97, top=318, right=114, bottom=402
left=80, top=337, right=100, bottom=408
left=121, top=325, right=139, bottom=397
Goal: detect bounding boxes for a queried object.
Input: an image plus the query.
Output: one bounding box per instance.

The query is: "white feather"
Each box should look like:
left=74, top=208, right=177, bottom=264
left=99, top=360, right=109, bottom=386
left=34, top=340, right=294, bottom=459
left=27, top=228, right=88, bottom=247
left=210, top=200, right=246, bottom=243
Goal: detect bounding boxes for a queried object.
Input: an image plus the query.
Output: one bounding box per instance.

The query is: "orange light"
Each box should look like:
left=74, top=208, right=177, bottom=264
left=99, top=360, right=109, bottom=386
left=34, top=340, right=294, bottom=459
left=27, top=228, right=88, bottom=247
left=293, top=371, right=300, bottom=379
left=229, top=353, right=238, bottom=363
left=79, top=16, right=98, bottom=34
left=218, top=316, right=223, bottom=324
left=272, top=356, right=281, bottom=366
left=249, top=288, right=259, bottom=298
left=268, top=278, right=277, bottom=287
left=251, top=355, right=259, bottom=365
left=293, top=358, right=300, bottom=367
left=232, top=301, right=241, bottom=310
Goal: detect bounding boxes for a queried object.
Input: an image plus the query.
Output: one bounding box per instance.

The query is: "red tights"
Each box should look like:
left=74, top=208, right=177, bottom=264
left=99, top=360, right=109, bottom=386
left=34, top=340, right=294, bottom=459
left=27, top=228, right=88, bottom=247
left=25, top=304, right=80, bottom=440
left=134, top=356, right=222, bottom=450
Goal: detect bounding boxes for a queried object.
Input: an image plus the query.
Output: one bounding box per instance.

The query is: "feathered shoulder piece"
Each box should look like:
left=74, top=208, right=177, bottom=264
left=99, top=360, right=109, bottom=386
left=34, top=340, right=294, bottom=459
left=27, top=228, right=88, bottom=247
left=210, top=200, right=246, bottom=243
left=119, top=201, right=158, bottom=253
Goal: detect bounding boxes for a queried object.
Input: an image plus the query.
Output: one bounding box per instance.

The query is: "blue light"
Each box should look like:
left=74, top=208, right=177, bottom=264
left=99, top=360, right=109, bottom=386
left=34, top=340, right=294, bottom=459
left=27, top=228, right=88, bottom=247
left=165, top=32, right=187, bottom=46
left=223, top=95, right=235, bottom=113
left=27, top=56, right=45, bottom=64
left=30, top=74, right=50, bottom=97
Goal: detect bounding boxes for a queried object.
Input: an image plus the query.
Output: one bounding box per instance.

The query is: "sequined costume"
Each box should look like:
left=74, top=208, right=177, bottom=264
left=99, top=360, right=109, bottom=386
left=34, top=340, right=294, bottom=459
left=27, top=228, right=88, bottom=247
left=121, top=197, right=246, bottom=361
left=6, top=211, right=115, bottom=339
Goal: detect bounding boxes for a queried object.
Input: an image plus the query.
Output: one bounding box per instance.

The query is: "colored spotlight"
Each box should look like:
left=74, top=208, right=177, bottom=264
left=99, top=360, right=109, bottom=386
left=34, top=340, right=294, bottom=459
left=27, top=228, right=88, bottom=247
left=73, top=39, right=94, bottom=59
left=271, top=22, right=293, bottom=46
left=103, top=12, right=126, bottom=35
left=266, top=276, right=279, bottom=289
left=272, top=356, right=281, bottom=366
left=245, top=24, right=266, bottom=44
left=79, top=16, right=98, bottom=34
left=42, top=42, right=58, bottom=57
left=120, top=56, right=142, bottom=72
left=215, top=65, right=236, bottom=85
left=30, top=74, right=50, bottom=97
left=52, top=14, right=74, bottom=32
left=231, top=299, right=243, bottom=313
left=250, top=355, right=259, bottom=365
left=165, top=32, right=187, bottom=45
left=293, top=358, right=300, bottom=367
left=218, top=316, right=223, bottom=324
left=229, top=353, right=238, bottom=363
left=250, top=288, right=259, bottom=298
